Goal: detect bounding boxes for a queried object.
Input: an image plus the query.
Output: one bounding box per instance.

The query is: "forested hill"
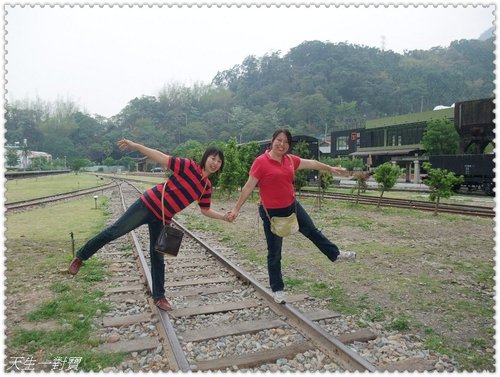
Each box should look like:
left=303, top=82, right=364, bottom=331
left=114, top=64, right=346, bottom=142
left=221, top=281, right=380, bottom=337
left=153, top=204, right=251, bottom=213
left=6, top=37, right=495, bottom=164
left=213, top=39, right=494, bottom=122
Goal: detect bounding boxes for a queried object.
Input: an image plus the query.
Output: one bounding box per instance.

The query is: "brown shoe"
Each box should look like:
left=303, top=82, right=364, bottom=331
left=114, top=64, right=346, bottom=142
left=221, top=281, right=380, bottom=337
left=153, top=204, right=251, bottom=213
left=154, top=297, right=172, bottom=311
left=69, top=257, right=82, bottom=275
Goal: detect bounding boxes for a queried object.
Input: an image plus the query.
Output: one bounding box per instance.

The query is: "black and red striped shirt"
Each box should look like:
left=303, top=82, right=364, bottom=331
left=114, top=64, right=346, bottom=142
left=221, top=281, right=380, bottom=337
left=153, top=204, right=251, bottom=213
left=140, top=157, right=211, bottom=224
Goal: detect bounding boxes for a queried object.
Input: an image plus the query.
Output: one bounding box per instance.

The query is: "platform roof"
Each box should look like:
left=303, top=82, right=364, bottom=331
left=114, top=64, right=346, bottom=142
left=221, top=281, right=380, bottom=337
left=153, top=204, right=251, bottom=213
left=366, top=108, right=454, bottom=129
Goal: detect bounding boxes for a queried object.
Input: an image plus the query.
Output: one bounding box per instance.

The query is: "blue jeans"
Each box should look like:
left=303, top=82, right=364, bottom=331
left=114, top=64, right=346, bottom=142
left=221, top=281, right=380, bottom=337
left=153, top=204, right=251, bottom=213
left=76, top=199, right=166, bottom=300
left=259, top=200, right=340, bottom=292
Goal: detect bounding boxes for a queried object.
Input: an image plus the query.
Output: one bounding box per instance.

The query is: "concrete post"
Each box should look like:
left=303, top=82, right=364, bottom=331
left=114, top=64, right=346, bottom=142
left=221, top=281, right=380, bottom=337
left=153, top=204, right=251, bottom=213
left=413, top=160, right=420, bottom=184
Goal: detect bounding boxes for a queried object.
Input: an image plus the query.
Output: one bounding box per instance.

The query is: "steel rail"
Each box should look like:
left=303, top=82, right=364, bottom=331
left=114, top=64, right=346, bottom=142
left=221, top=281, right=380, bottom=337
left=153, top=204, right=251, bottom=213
left=117, top=182, right=191, bottom=372
left=300, top=191, right=495, bottom=217
left=5, top=181, right=118, bottom=210
left=173, top=218, right=377, bottom=372
left=119, top=178, right=377, bottom=371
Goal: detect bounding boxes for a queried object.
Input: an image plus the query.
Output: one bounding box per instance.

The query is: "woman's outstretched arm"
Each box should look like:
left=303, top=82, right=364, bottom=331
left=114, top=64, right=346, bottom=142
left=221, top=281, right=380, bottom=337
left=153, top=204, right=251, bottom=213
left=117, top=139, right=170, bottom=166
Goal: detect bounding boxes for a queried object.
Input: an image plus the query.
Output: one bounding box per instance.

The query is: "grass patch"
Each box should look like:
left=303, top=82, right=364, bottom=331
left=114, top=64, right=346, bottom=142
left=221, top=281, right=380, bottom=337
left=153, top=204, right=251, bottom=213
left=307, top=281, right=356, bottom=315
left=422, top=329, right=495, bottom=372
left=6, top=196, right=109, bottom=245
left=364, top=306, right=386, bottom=322
left=423, top=328, right=449, bottom=354
left=385, top=315, right=410, bottom=331
left=26, top=290, right=108, bottom=322
left=4, top=194, right=126, bottom=371
left=285, top=277, right=306, bottom=290
left=5, top=173, right=111, bottom=203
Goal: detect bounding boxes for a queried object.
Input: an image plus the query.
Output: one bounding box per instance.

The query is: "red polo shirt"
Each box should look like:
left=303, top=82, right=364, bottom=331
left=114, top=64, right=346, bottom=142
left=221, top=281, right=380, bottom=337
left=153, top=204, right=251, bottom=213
left=249, top=151, right=301, bottom=209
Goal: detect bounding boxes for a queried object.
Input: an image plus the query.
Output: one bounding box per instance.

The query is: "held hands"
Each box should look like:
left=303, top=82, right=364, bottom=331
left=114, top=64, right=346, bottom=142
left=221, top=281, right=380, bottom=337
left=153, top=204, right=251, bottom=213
left=226, top=209, right=239, bottom=223
left=223, top=211, right=237, bottom=223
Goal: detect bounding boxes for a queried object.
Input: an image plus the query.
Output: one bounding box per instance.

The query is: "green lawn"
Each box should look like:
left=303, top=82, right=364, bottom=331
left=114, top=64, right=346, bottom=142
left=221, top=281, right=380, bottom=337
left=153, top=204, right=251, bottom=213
left=4, top=195, right=127, bottom=371
left=5, top=173, right=111, bottom=203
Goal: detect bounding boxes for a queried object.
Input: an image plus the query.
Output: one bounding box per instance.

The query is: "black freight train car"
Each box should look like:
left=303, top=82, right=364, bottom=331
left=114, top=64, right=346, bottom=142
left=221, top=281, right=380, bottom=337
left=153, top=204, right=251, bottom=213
left=428, top=154, right=495, bottom=195
left=454, top=98, right=495, bottom=154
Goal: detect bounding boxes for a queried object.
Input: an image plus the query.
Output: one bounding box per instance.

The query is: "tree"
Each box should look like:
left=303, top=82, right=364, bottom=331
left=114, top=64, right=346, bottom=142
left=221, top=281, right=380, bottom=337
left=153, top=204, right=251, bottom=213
left=179, top=121, right=210, bottom=143
left=118, top=156, right=135, bottom=171
left=5, top=106, right=45, bottom=149
left=318, top=157, right=337, bottom=196
left=103, top=157, right=116, bottom=166
left=373, top=162, right=401, bottom=207
left=291, top=141, right=311, bottom=194
left=42, top=134, right=76, bottom=160
left=422, top=118, right=460, bottom=155
left=238, top=141, right=260, bottom=189
left=5, top=149, right=19, bottom=168
left=218, top=138, right=242, bottom=198
left=422, top=162, right=464, bottom=215
left=334, top=100, right=364, bottom=131
left=88, top=143, right=107, bottom=164
left=333, top=156, right=364, bottom=171
left=71, top=158, right=92, bottom=174
left=318, top=170, right=334, bottom=203
left=351, top=171, right=371, bottom=205
left=5, top=38, right=494, bottom=163
left=172, top=140, right=204, bottom=162
left=296, top=93, right=331, bottom=131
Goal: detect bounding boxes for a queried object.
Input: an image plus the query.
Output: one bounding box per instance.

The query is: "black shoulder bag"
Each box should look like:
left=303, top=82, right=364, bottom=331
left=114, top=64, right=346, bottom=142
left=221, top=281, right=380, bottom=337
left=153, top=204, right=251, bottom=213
left=154, top=181, right=207, bottom=256
left=154, top=182, right=184, bottom=256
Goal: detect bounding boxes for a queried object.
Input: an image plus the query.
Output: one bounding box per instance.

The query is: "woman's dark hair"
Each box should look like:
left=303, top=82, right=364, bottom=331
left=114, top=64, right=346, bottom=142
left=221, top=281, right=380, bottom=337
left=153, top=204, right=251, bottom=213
left=200, top=146, right=225, bottom=173
left=270, top=128, right=293, bottom=150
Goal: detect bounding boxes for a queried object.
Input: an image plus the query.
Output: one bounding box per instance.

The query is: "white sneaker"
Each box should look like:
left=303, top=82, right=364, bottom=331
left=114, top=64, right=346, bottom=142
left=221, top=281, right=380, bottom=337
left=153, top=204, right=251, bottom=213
left=337, top=251, right=356, bottom=262
left=272, top=290, right=286, bottom=304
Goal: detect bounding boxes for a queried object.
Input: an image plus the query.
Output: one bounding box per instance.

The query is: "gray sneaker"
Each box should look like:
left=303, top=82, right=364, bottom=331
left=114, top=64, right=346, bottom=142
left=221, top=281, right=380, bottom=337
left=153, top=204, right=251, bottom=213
left=272, top=290, right=286, bottom=304
left=336, top=251, right=356, bottom=262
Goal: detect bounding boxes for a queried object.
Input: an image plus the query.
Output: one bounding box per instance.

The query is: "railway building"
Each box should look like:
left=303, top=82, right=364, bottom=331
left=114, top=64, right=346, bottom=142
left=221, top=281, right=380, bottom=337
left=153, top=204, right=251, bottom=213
left=330, top=97, right=495, bottom=193
left=331, top=106, right=455, bottom=183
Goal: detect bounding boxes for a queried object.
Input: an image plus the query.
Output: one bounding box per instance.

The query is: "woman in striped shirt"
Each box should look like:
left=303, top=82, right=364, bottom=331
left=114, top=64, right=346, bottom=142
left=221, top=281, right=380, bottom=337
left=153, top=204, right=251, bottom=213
left=69, top=139, right=233, bottom=311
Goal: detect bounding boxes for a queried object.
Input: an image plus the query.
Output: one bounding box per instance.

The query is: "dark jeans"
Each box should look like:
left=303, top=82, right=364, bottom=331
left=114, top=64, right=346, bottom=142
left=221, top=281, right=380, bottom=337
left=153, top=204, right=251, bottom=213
left=76, top=199, right=166, bottom=300
left=259, top=200, right=340, bottom=292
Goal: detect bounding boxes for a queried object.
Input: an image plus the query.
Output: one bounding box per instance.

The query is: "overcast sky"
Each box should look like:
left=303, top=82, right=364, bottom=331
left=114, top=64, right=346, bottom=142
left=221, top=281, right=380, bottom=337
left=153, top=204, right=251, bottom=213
left=4, top=1, right=495, bottom=118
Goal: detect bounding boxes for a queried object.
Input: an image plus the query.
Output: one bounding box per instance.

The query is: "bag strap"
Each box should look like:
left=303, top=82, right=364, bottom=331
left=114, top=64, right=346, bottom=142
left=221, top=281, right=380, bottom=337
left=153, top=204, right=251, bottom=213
left=160, top=181, right=167, bottom=226
left=160, top=180, right=208, bottom=225
left=190, top=181, right=208, bottom=217
left=261, top=154, right=297, bottom=221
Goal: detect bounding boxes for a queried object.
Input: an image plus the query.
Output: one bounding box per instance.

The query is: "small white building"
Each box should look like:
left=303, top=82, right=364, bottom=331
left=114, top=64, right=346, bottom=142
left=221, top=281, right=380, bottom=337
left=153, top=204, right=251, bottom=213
left=5, top=145, right=52, bottom=169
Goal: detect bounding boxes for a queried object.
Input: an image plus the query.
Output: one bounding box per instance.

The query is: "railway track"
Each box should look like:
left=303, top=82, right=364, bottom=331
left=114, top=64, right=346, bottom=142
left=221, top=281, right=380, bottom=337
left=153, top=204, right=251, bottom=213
left=98, top=174, right=494, bottom=218
left=5, top=181, right=118, bottom=211
left=300, top=191, right=495, bottom=218
left=6, top=177, right=463, bottom=371
left=107, top=180, right=378, bottom=371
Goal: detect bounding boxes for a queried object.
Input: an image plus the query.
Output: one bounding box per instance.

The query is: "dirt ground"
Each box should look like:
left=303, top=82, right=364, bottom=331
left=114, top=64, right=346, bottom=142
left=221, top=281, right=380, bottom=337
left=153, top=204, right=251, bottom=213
left=181, top=194, right=496, bottom=371
left=5, top=191, right=495, bottom=371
